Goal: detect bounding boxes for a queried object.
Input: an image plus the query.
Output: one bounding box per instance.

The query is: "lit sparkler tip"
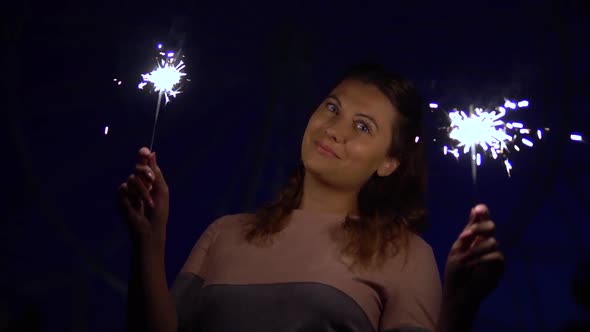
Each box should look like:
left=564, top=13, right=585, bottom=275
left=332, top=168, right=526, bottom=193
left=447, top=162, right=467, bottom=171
left=429, top=103, right=439, bottom=109
left=571, top=134, right=583, bottom=142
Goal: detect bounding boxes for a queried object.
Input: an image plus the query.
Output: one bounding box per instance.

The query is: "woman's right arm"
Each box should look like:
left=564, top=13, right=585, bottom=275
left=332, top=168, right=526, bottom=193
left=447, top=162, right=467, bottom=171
left=118, top=147, right=177, bottom=332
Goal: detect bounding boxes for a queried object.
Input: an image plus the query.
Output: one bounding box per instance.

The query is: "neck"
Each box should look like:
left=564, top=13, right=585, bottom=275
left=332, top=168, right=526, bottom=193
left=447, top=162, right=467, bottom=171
left=299, top=169, right=358, bottom=216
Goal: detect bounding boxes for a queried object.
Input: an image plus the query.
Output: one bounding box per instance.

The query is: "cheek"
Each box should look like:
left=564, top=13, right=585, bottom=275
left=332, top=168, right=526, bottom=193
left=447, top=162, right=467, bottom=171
left=346, top=142, right=385, bottom=168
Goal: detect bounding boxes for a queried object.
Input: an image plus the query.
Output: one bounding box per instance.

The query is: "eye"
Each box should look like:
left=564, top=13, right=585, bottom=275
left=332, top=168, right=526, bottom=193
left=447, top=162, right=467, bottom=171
left=356, top=121, right=371, bottom=133
left=326, top=102, right=338, bottom=114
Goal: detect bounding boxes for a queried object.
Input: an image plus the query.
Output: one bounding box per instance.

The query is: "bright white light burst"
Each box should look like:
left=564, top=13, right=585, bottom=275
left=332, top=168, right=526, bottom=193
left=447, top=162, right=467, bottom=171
left=443, top=100, right=540, bottom=176
left=139, top=55, right=186, bottom=103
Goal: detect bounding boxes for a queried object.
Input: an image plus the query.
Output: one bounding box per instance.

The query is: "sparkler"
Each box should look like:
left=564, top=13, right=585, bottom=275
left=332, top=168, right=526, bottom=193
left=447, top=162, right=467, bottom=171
left=438, top=100, right=544, bottom=180
left=138, top=44, right=187, bottom=150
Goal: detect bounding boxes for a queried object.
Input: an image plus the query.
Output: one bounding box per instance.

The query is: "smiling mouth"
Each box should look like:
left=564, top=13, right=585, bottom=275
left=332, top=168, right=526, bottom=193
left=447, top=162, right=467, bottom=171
left=315, top=141, right=339, bottom=159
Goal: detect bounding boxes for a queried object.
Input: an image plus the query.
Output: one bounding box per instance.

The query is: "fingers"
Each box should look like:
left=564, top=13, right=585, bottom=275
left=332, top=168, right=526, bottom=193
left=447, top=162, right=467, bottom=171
left=135, top=164, right=155, bottom=190
left=148, top=152, right=168, bottom=195
left=138, top=147, right=151, bottom=165
left=466, top=251, right=505, bottom=268
left=118, top=183, right=144, bottom=225
left=461, top=237, right=499, bottom=263
left=454, top=220, right=496, bottom=252
left=467, top=203, right=490, bottom=226
left=127, top=174, right=154, bottom=208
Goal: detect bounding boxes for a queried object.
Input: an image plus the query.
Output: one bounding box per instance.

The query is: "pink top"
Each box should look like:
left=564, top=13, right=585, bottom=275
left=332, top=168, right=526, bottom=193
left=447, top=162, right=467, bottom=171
left=171, top=209, right=442, bottom=332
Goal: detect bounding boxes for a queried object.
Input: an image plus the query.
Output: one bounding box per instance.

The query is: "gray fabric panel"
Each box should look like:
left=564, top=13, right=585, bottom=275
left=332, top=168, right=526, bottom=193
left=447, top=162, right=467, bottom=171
left=196, top=282, right=375, bottom=332
left=170, top=272, right=205, bottom=332
left=381, top=327, right=432, bottom=332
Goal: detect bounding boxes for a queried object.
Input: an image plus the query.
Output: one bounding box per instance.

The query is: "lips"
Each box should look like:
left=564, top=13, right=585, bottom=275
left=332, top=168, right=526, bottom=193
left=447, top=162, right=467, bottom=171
left=315, top=141, right=339, bottom=159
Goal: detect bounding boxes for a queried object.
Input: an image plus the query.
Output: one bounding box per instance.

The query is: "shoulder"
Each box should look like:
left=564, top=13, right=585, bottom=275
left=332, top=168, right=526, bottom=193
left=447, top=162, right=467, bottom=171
left=384, top=231, right=437, bottom=275
left=205, top=212, right=257, bottom=237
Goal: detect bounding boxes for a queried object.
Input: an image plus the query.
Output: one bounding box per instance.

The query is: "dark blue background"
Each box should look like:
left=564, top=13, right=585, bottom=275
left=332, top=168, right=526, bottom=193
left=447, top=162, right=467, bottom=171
left=5, top=0, right=589, bottom=331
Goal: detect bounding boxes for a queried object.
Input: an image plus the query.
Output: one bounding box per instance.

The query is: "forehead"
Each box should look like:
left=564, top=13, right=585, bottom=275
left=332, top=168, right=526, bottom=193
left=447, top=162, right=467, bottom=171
left=331, top=79, right=397, bottom=121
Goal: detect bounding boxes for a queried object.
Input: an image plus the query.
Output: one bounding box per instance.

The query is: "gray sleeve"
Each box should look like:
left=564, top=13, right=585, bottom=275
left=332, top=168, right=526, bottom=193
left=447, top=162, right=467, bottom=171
left=381, top=327, right=432, bottom=332
left=170, top=272, right=205, bottom=332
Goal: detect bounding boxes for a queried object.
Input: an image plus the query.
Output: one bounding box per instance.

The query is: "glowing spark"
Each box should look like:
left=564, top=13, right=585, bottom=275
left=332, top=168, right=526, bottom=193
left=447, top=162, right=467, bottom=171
left=118, top=81, right=122, bottom=85
left=429, top=103, right=439, bottom=109
left=139, top=57, right=186, bottom=104
left=504, top=160, right=512, bottom=176
left=415, top=136, right=420, bottom=143
left=522, top=138, right=534, bottom=147
left=441, top=100, right=537, bottom=177
left=504, top=100, right=517, bottom=109
left=139, top=43, right=188, bottom=150
left=537, top=129, right=543, bottom=139
left=518, top=100, right=529, bottom=107
left=571, top=134, right=583, bottom=142
left=104, top=126, right=109, bottom=135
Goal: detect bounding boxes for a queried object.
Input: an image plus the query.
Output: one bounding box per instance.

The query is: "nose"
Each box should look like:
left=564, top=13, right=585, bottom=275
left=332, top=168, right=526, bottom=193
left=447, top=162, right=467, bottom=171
left=324, top=117, right=350, bottom=143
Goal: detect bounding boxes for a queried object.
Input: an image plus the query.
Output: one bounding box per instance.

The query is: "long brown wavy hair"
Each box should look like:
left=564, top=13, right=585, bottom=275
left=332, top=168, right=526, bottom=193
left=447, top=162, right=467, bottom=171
left=243, top=63, right=427, bottom=272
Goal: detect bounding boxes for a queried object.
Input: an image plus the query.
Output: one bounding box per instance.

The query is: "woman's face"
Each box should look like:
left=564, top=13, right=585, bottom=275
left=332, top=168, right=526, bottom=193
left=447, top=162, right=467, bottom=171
left=301, top=79, right=400, bottom=191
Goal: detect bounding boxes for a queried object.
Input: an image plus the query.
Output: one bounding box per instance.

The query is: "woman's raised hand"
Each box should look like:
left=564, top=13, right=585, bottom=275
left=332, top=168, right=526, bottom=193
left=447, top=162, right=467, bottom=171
left=118, top=147, right=170, bottom=251
left=443, top=204, right=505, bottom=307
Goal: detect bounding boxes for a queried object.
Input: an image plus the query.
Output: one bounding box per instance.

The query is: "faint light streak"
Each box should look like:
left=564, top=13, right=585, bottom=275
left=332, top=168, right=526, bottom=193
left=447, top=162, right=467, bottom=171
left=429, top=103, right=439, bottom=109
left=504, top=160, right=512, bottom=176
left=571, top=134, right=583, bottom=142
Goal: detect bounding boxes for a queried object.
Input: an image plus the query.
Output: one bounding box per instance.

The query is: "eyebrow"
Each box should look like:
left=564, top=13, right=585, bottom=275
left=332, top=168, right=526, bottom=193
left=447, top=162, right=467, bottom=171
left=328, top=94, right=380, bottom=131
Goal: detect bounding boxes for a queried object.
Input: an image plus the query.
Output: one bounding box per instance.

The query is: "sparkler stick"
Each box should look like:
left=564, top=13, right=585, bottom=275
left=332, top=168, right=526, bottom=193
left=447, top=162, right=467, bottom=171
left=138, top=44, right=187, bottom=150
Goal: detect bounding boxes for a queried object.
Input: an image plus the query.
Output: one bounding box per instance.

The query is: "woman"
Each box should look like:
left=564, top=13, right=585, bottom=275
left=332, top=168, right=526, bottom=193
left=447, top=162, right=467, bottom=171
left=118, top=63, right=504, bottom=332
